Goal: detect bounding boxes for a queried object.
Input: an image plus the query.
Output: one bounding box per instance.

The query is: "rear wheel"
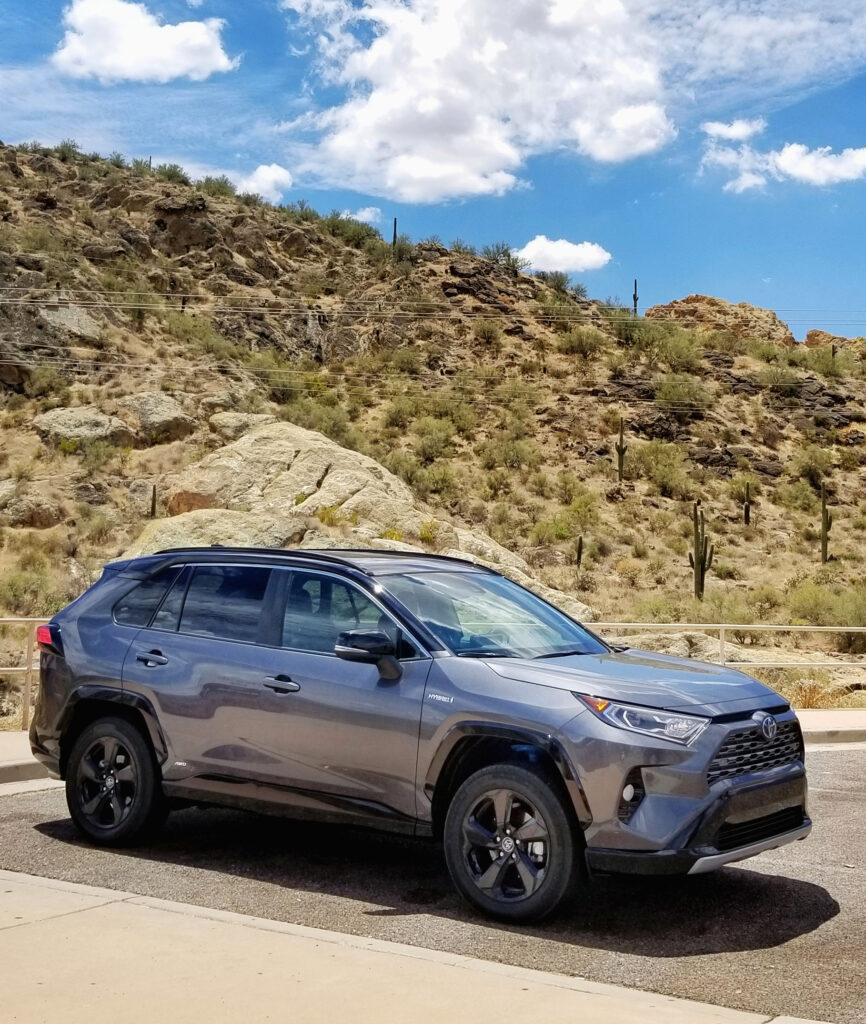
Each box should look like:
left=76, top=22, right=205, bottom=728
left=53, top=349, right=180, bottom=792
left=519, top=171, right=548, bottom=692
left=66, top=717, right=165, bottom=846
left=443, top=763, right=584, bottom=922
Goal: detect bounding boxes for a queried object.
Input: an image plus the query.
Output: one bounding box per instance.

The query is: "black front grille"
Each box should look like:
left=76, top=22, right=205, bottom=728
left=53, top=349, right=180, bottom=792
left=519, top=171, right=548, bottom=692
left=707, top=719, right=803, bottom=785
left=715, top=806, right=805, bottom=852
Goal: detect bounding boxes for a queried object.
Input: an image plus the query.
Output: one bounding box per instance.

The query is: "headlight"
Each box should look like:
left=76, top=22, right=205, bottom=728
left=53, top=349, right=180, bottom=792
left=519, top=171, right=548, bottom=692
left=576, top=695, right=708, bottom=746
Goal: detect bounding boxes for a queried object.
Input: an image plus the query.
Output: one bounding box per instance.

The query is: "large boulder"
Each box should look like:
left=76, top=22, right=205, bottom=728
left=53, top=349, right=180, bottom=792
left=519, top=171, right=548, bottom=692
left=804, top=329, right=864, bottom=353
left=37, top=303, right=102, bottom=342
left=209, top=411, right=276, bottom=441
left=33, top=406, right=135, bottom=447
left=645, top=294, right=795, bottom=347
left=134, top=420, right=594, bottom=619
left=118, top=391, right=196, bottom=444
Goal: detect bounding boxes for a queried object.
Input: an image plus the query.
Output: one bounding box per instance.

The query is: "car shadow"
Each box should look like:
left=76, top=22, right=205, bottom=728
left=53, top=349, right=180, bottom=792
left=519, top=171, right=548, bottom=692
left=34, top=807, right=839, bottom=958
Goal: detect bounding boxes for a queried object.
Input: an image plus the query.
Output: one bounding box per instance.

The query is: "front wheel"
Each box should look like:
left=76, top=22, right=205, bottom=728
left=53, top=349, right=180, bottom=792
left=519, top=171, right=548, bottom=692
left=443, top=763, right=584, bottom=922
left=65, top=717, right=165, bottom=846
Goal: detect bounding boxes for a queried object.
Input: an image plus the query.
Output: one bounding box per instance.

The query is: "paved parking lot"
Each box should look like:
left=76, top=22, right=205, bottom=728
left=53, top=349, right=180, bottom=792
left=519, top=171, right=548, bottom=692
left=1, top=747, right=863, bottom=1024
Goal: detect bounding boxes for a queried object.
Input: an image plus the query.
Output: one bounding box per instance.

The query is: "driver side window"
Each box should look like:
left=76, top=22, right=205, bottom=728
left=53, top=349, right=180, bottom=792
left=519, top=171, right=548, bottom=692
left=281, top=570, right=389, bottom=654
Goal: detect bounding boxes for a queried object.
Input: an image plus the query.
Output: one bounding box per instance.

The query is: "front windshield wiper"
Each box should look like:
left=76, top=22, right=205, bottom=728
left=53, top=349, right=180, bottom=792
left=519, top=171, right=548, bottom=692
left=456, top=650, right=515, bottom=658
left=533, top=649, right=593, bottom=660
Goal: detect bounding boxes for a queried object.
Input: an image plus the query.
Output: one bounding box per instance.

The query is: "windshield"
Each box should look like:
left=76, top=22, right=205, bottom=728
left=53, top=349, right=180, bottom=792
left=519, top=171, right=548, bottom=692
left=380, top=570, right=607, bottom=659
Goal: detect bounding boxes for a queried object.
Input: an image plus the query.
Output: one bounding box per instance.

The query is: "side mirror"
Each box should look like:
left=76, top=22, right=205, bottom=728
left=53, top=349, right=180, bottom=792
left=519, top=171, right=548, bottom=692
left=335, top=630, right=396, bottom=663
left=335, top=630, right=402, bottom=681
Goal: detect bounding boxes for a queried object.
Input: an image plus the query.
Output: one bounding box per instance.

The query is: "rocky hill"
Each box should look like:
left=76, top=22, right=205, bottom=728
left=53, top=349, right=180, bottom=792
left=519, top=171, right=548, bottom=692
left=2, top=139, right=866, bottom=715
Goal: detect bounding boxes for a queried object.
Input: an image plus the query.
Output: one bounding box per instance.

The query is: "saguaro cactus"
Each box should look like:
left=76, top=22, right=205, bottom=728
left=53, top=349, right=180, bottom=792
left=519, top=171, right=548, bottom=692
left=821, top=483, right=833, bottom=563
left=688, top=500, right=714, bottom=600
left=743, top=480, right=751, bottom=525
left=615, top=418, right=627, bottom=482
left=573, top=535, right=583, bottom=570
left=150, top=484, right=157, bottom=519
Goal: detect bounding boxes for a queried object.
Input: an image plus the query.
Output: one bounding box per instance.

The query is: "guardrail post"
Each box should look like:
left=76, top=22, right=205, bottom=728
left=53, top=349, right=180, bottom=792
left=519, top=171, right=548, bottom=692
left=718, top=626, right=726, bottom=666
left=21, top=622, right=36, bottom=731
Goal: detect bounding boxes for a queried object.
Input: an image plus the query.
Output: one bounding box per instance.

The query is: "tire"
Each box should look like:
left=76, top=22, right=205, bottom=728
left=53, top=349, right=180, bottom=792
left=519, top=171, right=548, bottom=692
left=443, top=763, right=584, bottom=923
left=65, top=716, right=166, bottom=846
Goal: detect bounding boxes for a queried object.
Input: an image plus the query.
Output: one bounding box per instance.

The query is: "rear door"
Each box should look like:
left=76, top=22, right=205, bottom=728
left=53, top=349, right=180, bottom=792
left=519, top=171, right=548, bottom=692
left=121, top=562, right=291, bottom=779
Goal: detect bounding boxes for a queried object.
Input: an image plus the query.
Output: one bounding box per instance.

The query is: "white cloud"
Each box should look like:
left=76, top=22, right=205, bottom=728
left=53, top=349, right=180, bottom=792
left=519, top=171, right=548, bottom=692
left=516, top=236, right=612, bottom=274
left=703, top=136, right=866, bottom=191
left=275, top=0, right=866, bottom=202
left=701, top=118, right=766, bottom=141
left=342, top=206, right=382, bottom=224
left=52, top=0, right=238, bottom=83
left=772, top=143, right=866, bottom=185
left=233, top=163, right=294, bottom=202
left=280, top=0, right=675, bottom=202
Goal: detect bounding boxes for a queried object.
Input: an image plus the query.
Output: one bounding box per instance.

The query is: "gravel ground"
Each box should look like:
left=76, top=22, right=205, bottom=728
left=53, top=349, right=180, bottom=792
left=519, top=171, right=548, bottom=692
left=1, top=748, right=863, bottom=1024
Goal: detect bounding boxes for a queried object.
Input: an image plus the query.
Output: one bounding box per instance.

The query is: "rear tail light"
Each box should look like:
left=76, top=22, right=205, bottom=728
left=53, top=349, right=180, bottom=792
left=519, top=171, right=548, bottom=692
left=36, top=623, right=63, bottom=655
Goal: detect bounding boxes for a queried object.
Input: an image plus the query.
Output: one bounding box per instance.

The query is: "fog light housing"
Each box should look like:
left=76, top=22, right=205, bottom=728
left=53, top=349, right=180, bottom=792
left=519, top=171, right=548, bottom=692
left=617, top=768, right=646, bottom=823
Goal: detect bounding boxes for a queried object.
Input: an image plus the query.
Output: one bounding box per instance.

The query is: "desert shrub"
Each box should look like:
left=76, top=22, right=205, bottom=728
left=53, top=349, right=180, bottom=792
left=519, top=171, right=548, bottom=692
left=198, top=175, right=236, bottom=197
left=473, top=319, right=501, bottom=346
left=447, top=402, right=477, bottom=437
left=556, top=470, right=579, bottom=504
left=788, top=444, right=832, bottom=488
left=481, top=242, right=528, bottom=275
left=383, top=397, right=418, bottom=428
left=657, top=328, right=704, bottom=372
left=483, top=468, right=512, bottom=499
left=412, top=416, right=454, bottom=463
left=378, top=526, right=403, bottom=541
left=80, top=441, right=116, bottom=471
left=414, top=461, right=457, bottom=498
left=418, top=520, right=439, bottom=545
left=527, top=470, right=551, bottom=498
left=757, top=363, right=800, bottom=395
left=54, top=138, right=80, bottom=163
left=130, top=158, right=152, bottom=177
left=390, top=347, right=421, bottom=375
left=238, top=192, right=264, bottom=207
left=280, top=399, right=356, bottom=448
left=535, top=270, right=570, bottom=294
left=479, top=437, right=541, bottom=470
left=450, top=238, right=477, bottom=255
left=383, top=450, right=421, bottom=486
left=322, top=210, right=381, bottom=249
left=25, top=366, right=70, bottom=401
left=154, top=163, right=191, bottom=185
left=631, top=440, right=695, bottom=499
left=653, top=375, right=709, bottom=420
left=728, top=472, right=761, bottom=503
left=559, top=326, right=604, bottom=358
left=787, top=581, right=866, bottom=652
left=530, top=489, right=598, bottom=544
left=107, top=151, right=126, bottom=168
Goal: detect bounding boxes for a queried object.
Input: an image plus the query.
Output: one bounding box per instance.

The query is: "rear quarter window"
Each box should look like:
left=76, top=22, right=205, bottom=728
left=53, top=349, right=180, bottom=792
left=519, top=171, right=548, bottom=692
left=113, top=566, right=182, bottom=627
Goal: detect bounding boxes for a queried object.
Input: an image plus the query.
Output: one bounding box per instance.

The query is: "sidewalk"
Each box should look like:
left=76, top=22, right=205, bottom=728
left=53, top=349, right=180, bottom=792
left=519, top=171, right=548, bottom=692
left=0, top=869, right=833, bottom=1024
left=2, top=709, right=865, bottom=784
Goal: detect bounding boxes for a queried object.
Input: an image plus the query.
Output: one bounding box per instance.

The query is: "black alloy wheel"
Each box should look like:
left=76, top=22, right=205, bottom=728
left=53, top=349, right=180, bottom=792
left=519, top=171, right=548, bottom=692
left=66, top=717, right=165, bottom=846
left=443, top=763, right=583, bottom=922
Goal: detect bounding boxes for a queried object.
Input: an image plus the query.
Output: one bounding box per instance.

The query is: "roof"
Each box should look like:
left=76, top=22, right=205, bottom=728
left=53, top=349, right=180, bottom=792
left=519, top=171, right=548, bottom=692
left=144, top=546, right=494, bottom=577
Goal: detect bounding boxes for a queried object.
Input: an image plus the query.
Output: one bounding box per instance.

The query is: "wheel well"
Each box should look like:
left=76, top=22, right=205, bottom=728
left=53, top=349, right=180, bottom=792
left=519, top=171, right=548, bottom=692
left=430, top=736, right=573, bottom=839
left=59, top=700, right=153, bottom=778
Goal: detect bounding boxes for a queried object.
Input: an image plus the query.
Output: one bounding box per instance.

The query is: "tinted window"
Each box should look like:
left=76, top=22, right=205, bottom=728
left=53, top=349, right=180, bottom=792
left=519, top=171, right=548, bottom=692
left=179, top=565, right=272, bottom=643
left=114, top=566, right=181, bottom=627
left=282, top=571, right=390, bottom=654
left=151, top=566, right=192, bottom=631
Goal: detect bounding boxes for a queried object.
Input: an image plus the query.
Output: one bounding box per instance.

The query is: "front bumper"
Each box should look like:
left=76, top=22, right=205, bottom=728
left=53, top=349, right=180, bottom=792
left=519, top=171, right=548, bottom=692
left=586, top=770, right=810, bottom=876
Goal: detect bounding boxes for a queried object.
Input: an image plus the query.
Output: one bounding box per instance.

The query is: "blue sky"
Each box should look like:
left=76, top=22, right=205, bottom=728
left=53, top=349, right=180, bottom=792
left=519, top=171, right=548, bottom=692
left=2, top=1, right=866, bottom=338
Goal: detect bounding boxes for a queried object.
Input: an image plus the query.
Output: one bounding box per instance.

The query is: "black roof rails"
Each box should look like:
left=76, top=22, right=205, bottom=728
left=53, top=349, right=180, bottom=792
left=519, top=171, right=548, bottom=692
left=151, top=545, right=493, bottom=573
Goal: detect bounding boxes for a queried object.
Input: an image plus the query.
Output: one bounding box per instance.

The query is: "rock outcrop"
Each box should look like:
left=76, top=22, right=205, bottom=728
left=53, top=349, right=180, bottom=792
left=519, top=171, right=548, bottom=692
left=804, top=329, right=864, bottom=352
left=646, top=294, right=795, bottom=347
left=118, top=391, right=195, bottom=444
left=33, top=406, right=135, bottom=447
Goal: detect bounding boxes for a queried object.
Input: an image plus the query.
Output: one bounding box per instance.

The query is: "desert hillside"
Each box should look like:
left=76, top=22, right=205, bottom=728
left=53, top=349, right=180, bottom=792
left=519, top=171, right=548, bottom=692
left=2, top=139, right=866, bottom=714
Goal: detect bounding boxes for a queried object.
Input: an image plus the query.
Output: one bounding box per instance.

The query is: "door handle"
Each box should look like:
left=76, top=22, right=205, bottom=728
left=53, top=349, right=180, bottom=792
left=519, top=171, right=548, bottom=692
left=264, top=675, right=300, bottom=694
left=136, top=650, right=168, bottom=667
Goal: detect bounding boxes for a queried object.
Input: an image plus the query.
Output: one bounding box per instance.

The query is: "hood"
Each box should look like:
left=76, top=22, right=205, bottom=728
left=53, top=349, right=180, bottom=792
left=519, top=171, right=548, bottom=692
left=485, top=648, right=784, bottom=717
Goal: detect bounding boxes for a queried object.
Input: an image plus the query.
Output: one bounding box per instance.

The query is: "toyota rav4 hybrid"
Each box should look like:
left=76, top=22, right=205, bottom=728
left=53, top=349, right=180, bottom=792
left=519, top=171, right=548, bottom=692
left=31, top=547, right=811, bottom=921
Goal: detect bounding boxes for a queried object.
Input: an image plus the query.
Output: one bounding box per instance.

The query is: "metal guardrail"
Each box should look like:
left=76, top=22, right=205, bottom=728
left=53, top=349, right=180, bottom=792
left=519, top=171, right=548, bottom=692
left=0, top=618, right=48, bottom=730
left=2, top=617, right=865, bottom=732
left=593, top=621, right=866, bottom=670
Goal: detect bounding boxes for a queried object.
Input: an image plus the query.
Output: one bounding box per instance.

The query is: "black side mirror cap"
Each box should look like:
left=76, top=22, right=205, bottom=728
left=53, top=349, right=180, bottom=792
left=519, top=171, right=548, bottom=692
left=334, top=630, right=396, bottom=663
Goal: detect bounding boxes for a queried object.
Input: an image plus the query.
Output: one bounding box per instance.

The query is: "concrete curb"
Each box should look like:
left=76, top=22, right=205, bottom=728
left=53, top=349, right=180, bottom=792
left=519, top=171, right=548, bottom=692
left=0, top=869, right=835, bottom=1024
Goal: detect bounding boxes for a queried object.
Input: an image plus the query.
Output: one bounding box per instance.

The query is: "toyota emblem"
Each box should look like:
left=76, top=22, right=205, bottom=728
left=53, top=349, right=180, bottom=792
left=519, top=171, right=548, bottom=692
left=753, top=711, right=778, bottom=741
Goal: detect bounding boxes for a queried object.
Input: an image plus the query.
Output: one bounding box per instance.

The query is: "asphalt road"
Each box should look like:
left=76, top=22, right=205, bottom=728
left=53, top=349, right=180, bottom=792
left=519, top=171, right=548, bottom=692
left=1, top=747, right=864, bottom=1024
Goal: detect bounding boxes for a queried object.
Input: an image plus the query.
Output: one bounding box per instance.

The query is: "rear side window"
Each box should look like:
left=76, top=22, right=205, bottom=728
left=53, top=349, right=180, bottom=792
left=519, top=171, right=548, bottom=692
left=114, top=566, right=182, bottom=627
left=179, top=565, right=272, bottom=643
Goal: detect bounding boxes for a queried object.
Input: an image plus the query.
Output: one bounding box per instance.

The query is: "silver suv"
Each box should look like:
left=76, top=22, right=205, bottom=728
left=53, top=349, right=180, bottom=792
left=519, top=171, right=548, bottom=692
left=31, top=547, right=810, bottom=921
